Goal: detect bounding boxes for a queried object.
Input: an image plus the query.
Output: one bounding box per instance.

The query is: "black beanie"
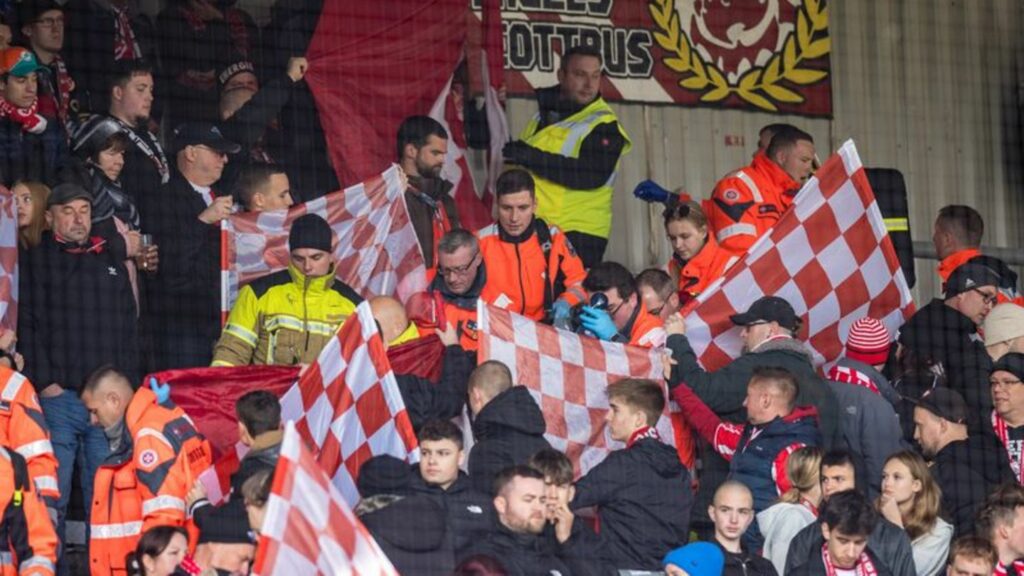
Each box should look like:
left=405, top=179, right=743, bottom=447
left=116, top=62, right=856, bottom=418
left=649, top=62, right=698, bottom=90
left=288, top=214, right=333, bottom=253
left=196, top=501, right=253, bottom=545
left=357, top=455, right=412, bottom=498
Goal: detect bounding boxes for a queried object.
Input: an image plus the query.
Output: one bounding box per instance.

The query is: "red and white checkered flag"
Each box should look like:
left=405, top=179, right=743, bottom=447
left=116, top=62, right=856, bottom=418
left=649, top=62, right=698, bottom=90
left=221, top=165, right=426, bottom=318
left=478, top=303, right=680, bottom=476
left=279, top=301, right=420, bottom=507
left=684, top=140, right=915, bottom=370
left=252, top=421, right=399, bottom=576
left=0, top=186, right=18, bottom=333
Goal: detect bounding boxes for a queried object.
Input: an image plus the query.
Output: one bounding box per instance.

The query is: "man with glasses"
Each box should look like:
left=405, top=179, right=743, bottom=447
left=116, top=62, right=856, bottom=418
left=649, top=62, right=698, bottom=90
left=19, top=0, right=73, bottom=138
left=142, top=122, right=240, bottom=370
left=636, top=268, right=681, bottom=321
left=579, top=261, right=666, bottom=348
left=897, top=261, right=1003, bottom=433
left=407, top=229, right=486, bottom=352
left=990, top=354, right=1024, bottom=487
left=664, top=295, right=840, bottom=540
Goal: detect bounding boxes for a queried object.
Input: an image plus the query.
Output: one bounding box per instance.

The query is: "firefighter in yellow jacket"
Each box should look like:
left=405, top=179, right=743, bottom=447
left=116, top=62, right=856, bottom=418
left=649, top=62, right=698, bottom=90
left=503, top=45, right=631, bottom=268
left=212, top=213, right=363, bottom=366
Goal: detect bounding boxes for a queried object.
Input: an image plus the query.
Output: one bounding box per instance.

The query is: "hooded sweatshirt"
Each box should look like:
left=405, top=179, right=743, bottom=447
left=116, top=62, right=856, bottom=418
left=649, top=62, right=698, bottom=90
left=468, top=386, right=551, bottom=495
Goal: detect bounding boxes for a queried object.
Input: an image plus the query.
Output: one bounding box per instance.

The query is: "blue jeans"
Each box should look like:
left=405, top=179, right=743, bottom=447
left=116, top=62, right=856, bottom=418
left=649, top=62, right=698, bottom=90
left=39, top=389, right=111, bottom=573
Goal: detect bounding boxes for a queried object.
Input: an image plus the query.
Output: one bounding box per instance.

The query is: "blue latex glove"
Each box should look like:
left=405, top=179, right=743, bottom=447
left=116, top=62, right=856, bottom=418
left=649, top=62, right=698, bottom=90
left=579, top=306, right=618, bottom=341
left=632, top=179, right=672, bottom=203
left=149, top=377, right=171, bottom=404
left=551, top=300, right=572, bottom=321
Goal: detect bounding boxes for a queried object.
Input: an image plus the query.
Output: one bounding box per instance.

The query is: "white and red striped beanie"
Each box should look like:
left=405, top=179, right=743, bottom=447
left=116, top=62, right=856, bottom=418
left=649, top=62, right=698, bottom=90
left=846, top=317, right=891, bottom=366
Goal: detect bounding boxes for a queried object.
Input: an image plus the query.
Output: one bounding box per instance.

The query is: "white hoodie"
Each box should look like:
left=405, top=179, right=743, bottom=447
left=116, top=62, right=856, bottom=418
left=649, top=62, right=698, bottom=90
left=757, top=501, right=817, bottom=575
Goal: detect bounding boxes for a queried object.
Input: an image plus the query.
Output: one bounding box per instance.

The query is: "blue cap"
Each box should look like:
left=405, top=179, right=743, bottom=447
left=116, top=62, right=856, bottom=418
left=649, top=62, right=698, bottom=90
left=663, top=542, right=725, bottom=576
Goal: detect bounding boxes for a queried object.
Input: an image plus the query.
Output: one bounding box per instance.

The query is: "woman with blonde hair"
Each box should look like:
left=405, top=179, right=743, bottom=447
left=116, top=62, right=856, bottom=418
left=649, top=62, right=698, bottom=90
left=756, top=446, right=823, bottom=574
left=663, top=200, right=738, bottom=310
left=877, top=450, right=953, bottom=576
left=13, top=180, right=50, bottom=249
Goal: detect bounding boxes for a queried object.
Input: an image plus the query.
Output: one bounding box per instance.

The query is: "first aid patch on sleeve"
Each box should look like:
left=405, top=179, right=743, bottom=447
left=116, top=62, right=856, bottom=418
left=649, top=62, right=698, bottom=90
left=138, top=449, right=159, bottom=470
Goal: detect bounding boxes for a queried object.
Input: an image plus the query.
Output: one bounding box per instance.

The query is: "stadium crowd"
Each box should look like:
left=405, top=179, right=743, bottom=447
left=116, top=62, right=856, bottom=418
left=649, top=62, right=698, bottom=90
left=0, top=0, right=1021, bottom=574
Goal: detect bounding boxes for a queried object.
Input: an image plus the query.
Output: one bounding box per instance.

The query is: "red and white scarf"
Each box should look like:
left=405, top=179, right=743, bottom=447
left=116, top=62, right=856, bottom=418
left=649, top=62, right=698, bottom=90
left=995, top=559, right=1024, bottom=576
left=626, top=426, right=661, bottom=448
left=827, top=365, right=881, bottom=396
left=822, top=542, right=878, bottom=576
left=992, top=410, right=1024, bottom=485
left=113, top=6, right=143, bottom=61
left=0, top=99, right=47, bottom=133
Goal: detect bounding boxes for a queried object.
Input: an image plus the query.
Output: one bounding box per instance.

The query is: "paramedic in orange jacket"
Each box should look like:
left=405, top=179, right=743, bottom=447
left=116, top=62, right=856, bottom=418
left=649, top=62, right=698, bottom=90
left=663, top=200, right=738, bottom=312
left=479, top=169, right=587, bottom=323
left=706, top=126, right=816, bottom=255
left=579, top=262, right=667, bottom=349
left=406, top=228, right=485, bottom=352
left=0, top=364, right=59, bottom=510
left=0, top=444, right=58, bottom=576
left=932, top=204, right=1023, bottom=305
left=81, top=368, right=213, bottom=575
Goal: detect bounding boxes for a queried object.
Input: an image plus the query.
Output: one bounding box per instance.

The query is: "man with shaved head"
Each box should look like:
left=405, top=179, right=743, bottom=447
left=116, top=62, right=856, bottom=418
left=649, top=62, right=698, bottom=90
left=367, top=295, right=473, bottom=432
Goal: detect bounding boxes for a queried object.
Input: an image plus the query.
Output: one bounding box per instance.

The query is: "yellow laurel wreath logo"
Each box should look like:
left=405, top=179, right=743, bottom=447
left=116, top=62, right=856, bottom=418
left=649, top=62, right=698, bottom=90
left=648, top=0, right=831, bottom=111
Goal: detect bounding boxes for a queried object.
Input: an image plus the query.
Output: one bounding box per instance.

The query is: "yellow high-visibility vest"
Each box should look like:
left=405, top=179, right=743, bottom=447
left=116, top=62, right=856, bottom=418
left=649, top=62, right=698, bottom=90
left=520, top=97, right=631, bottom=239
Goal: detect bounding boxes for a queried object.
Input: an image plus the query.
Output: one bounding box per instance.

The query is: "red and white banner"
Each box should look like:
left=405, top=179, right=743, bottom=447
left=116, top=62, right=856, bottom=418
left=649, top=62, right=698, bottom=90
left=279, top=301, right=420, bottom=507
left=0, top=186, right=17, bottom=334
left=220, top=165, right=426, bottom=316
left=478, top=302, right=688, bottom=475
left=684, top=140, right=914, bottom=371
left=252, top=421, right=399, bottom=576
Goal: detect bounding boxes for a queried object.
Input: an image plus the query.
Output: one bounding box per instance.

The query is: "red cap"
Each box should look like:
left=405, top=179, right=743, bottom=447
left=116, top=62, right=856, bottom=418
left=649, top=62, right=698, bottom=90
left=846, top=317, right=891, bottom=366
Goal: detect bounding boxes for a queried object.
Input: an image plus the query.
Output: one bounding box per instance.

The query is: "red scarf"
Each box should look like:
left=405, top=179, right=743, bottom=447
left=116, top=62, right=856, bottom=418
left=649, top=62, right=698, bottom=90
left=822, top=542, right=878, bottom=576
left=992, top=410, right=1024, bottom=485
left=995, top=560, right=1024, bottom=576
left=800, top=497, right=819, bottom=516
left=0, top=99, right=46, bottom=133
left=626, top=426, right=661, bottom=448
left=57, top=235, right=106, bottom=254
left=827, top=365, right=881, bottom=396
left=113, top=6, right=142, bottom=61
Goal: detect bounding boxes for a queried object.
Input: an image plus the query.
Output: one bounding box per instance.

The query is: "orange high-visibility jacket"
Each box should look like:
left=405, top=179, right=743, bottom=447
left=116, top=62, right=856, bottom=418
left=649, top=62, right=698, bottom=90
left=90, top=388, right=213, bottom=575
left=0, top=445, right=57, bottom=576
left=667, top=234, right=739, bottom=311
left=706, top=152, right=800, bottom=256
left=0, top=368, right=59, bottom=502
left=478, top=219, right=587, bottom=321
left=622, top=302, right=667, bottom=349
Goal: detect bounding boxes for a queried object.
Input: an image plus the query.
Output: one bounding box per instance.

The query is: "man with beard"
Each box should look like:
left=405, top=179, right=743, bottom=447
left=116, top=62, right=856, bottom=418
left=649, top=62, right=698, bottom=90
left=106, top=60, right=169, bottom=201
left=397, top=115, right=460, bottom=270
left=461, top=466, right=572, bottom=575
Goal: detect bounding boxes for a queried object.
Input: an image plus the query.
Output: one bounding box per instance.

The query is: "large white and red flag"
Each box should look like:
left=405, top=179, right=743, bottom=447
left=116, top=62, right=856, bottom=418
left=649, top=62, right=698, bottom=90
left=684, top=140, right=915, bottom=370
left=477, top=302, right=690, bottom=475
left=0, top=186, right=17, bottom=334
left=252, top=421, right=399, bottom=576
left=279, top=301, right=421, bottom=507
left=220, top=165, right=426, bottom=317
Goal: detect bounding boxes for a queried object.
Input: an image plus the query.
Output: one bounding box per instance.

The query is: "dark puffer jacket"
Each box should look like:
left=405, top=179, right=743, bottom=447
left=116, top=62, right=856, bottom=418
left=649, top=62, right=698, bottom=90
left=468, top=386, right=551, bottom=495
left=460, top=521, right=572, bottom=576
left=785, top=518, right=914, bottom=576
left=359, top=495, right=455, bottom=575
left=932, top=435, right=1014, bottom=537
left=569, top=436, right=692, bottom=571
left=409, top=471, right=494, bottom=558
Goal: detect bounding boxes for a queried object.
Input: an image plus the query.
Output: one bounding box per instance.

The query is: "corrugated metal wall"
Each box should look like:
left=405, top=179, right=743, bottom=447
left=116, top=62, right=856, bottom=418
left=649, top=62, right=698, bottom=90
left=504, top=0, right=1023, bottom=302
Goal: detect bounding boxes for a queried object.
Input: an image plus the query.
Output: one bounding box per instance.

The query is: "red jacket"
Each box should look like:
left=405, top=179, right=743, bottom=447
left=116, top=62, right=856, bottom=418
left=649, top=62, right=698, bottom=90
left=706, top=153, right=799, bottom=255
left=0, top=368, right=59, bottom=502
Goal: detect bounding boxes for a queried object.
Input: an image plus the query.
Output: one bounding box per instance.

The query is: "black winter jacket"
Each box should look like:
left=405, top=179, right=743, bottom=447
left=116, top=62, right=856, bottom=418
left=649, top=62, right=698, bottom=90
left=716, top=541, right=778, bottom=576
left=360, top=495, right=455, bottom=575
left=397, top=345, right=472, bottom=433
left=469, top=386, right=551, bottom=495
left=409, top=472, right=493, bottom=558
left=569, top=437, right=692, bottom=571
left=19, top=232, right=138, bottom=391
left=405, top=175, right=460, bottom=267
left=460, top=521, right=572, bottom=576
left=785, top=518, right=914, bottom=576
left=932, top=435, right=1014, bottom=537
left=218, top=74, right=294, bottom=193
left=898, top=299, right=993, bottom=433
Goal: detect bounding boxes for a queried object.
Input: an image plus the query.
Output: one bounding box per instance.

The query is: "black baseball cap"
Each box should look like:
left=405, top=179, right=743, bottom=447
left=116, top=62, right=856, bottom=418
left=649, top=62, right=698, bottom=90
left=944, top=261, right=1002, bottom=299
left=910, top=387, right=968, bottom=424
left=18, top=0, right=61, bottom=25
left=730, top=296, right=800, bottom=331
left=992, top=353, right=1024, bottom=383
left=47, top=183, right=92, bottom=208
left=170, top=122, right=241, bottom=155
